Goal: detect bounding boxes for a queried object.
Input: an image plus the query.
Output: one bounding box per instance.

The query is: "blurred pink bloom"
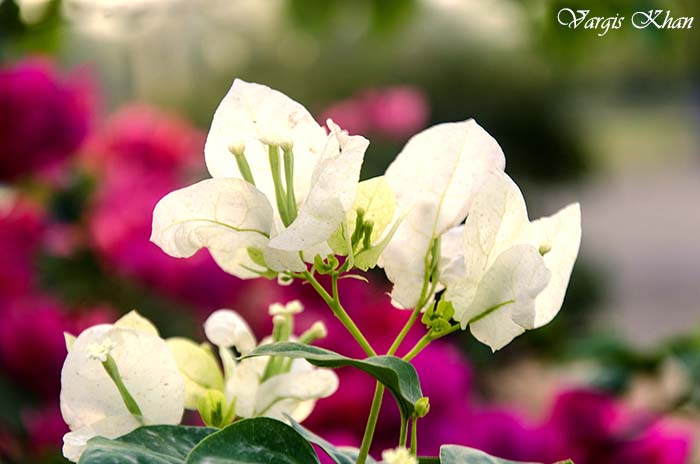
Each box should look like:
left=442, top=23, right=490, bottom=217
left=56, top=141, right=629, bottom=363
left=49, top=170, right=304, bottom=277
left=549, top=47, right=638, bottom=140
left=320, top=86, right=429, bottom=140
left=545, top=389, right=693, bottom=464
left=0, top=298, right=114, bottom=398
left=22, top=402, right=68, bottom=452
left=0, top=59, right=92, bottom=181
left=81, top=103, right=204, bottom=181
left=0, top=197, right=45, bottom=299
left=362, top=87, right=430, bottom=140
left=86, top=171, right=285, bottom=321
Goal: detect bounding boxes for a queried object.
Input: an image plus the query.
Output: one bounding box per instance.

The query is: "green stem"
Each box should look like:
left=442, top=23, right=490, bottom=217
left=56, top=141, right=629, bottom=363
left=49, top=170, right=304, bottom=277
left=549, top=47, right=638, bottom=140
left=357, top=383, right=384, bottom=464
left=232, top=151, right=256, bottom=186
left=283, top=148, right=298, bottom=223
left=402, top=324, right=460, bottom=362
left=410, top=418, right=418, bottom=455
left=399, top=412, right=408, bottom=447
left=387, top=305, right=422, bottom=356
left=303, top=271, right=375, bottom=357
left=268, top=145, right=290, bottom=226
left=102, top=354, right=143, bottom=418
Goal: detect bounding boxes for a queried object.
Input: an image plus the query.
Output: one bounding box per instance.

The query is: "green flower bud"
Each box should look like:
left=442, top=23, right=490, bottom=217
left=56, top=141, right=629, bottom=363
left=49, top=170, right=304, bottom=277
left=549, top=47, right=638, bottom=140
left=197, top=389, right=236, bottom=429
left=413, top=397, right=430, bottom=418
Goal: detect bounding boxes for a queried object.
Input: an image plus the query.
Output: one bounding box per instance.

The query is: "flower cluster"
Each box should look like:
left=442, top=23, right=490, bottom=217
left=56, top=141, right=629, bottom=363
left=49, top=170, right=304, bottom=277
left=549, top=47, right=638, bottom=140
left=1, top=59, right=693, bottom=464
left=60, top=303, right=337, bottom=461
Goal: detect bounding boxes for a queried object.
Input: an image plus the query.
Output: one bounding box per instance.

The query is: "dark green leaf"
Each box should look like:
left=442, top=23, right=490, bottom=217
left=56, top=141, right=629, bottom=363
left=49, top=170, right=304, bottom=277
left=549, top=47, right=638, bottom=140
left=286, top=416, right=377, bottom=464
left=79, top=425, right=215, bottom=464
left=243, top=342, right=423, bottom=418
left=440, top=445, right=540, bottom=464
left=185, top=417, right=319, bottom=464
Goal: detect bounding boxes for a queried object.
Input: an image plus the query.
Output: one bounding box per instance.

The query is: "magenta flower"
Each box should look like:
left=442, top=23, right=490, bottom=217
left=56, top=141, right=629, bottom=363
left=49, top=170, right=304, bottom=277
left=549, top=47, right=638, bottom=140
left=0, top=59, right=92, bottom=181
left=545, top=389, right=694, bottom=464
left=22, top=402, right=69, bottom=452
left=320, top=86, right=429, bottom=141
left=81, top=103, right=204, bottom=182
left=0, top=298, right=114, bottom=398
left=0, top=196, right=45, bottom=299
left=361, top=86, right=430, bottom=140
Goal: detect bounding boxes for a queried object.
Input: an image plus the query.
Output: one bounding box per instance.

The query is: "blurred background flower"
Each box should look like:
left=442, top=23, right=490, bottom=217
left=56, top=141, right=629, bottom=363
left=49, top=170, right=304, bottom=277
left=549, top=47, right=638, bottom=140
left=0, top=0, right=699, bottom=462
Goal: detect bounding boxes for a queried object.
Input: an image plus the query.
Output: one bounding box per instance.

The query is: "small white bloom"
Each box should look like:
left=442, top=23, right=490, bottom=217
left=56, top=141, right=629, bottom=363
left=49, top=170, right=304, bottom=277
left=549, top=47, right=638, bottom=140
left=268, top=300, right=304, bottom=316
left=203, top=309, right=257, bottom=355
left=60, top=312, right=185, bottom=462
left=379, top=120, right=506, bottom=309
left=151, top=80, right=369, bottom=278
left=86, top=338, right=116, bottom=362
left=202, top=308, right=338, bottom=423
left=442, top=170, right=581, bottom=351
left=382, top=447, right=417, bottom=464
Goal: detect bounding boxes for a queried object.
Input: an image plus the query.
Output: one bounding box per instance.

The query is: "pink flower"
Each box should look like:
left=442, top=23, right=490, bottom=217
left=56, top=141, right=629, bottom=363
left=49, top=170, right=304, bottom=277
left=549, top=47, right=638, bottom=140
left=22, top=402, right=68, bottom=452
left=320, top=86, right=429, bottom=141
left=0, top=298, right=114, bottom=398
left=81, top=103, right=204, bottom=181
left=361, top=87, right=430, bottom=140
left=0, top=196, right=45, bottom=299
left=545, top=389, right=694, bottom=464
left=0, top=59, right=92, bottom=181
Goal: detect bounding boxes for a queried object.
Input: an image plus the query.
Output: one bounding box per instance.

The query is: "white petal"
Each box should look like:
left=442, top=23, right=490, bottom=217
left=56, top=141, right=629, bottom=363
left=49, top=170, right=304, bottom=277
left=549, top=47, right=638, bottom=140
left=439, top=225, right=466, bottom=289
left=60, top=326, right=185, bottom=431
left=114, top=310, right=159, bottom=336
left=462, top=245, right=551, bottom=351
left=463, top=170, right=530, bottom=276
left=166, top=338, right=225, bottom=410
left=203, top=309, right=257, bottom=354
left=254, top=367, right=338, bottom=417
left=204, top=79, right=327, bottom=205
left=150, top=178, right=274, bottom=279
left=526, top=203, right=582, bottom=328
left=381, top=120, right=505, bottom=308
left=262, top=246, right=306, bottom=273
left=224, top=357, right=266, bottom=418
left=62, top=415, right=140, bottom=462
left=385, top=119, right=505, bottom=235
left=379, top=200, right=437, bottom=309
left=269, top=121, right=368, bottom=251
left=443, top=170, right=531, bottom=310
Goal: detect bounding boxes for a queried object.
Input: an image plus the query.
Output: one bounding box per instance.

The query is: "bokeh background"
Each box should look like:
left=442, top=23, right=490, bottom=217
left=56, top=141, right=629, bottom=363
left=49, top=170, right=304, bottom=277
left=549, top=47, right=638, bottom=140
left=1, top=0, right=699, bottom=463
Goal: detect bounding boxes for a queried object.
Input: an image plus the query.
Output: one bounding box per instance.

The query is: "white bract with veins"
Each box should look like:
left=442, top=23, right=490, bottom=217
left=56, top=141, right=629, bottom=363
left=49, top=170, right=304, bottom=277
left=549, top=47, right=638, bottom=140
left=151, top=79, right=369, bottom=278
left=441, top=170, right=582, bottom=351
left=169, top=306, right=338, bottom=424
left=379, top=120, right=506, bottom=309
left=60, top=311, right=185, bottom=462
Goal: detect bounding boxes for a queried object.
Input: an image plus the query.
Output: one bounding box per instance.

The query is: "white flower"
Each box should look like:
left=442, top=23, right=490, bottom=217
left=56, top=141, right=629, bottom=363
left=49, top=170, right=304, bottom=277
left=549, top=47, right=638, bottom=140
left=382, top=447, right=417, bottom=464
left=268, top=300, right=304, bottom=316
left=151, top=79, right=369, bottom=278
left=203, top=309, right=257, bottom=355
left=202, top=309, right=338, bottom=422
left=442, top=170, right=581, bottom=351
left=379, top=120, right=506, bottom=309
left=60, top=311, right=185, bottom=462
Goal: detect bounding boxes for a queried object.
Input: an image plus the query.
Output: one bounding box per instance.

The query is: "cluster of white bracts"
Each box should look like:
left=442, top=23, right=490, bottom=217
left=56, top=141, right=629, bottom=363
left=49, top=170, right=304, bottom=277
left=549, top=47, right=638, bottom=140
left=60, top=309, right=337, bottom=461
left=61, top=78, right=582, bottom=461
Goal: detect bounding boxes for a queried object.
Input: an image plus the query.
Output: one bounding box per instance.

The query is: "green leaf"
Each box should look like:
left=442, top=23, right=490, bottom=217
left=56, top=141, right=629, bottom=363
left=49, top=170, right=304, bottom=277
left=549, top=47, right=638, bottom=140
left=286, top=416, right=377, bottom=464
left=440, top=445, right=569, bottom=464
left=185, top=417, right=319, bottom=464
left=79, top=425, right=215, bottom=464
left=243, top=342, right=423, bottom=419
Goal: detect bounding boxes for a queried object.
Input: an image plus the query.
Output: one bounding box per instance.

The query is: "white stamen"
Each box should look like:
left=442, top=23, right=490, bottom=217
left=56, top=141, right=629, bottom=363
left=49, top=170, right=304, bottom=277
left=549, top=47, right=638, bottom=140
left=86, top=338, right=116, bottom=362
